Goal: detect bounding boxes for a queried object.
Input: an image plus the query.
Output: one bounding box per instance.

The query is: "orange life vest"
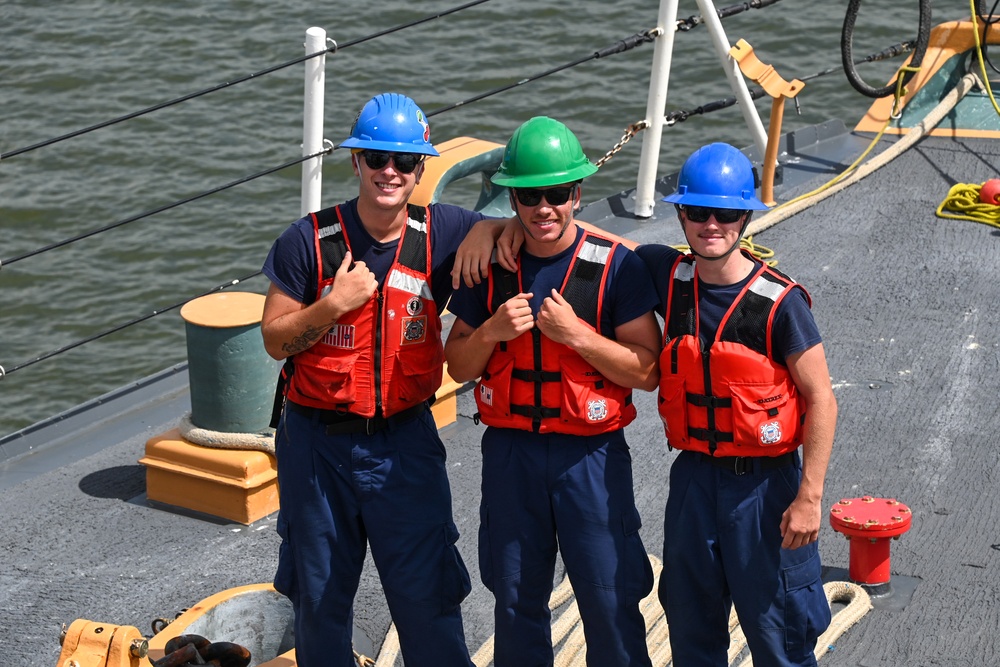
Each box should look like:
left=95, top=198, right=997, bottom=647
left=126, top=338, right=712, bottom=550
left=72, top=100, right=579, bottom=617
left=285, top=204, right=443, bottom=418
left=657, top=252, right=809, bottom=456
left=475, top=231, right=635, bottom=435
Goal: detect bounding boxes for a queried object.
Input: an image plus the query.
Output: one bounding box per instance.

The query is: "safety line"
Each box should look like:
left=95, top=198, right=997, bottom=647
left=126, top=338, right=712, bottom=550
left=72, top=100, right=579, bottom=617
left=0, top=272, right=263, bottom=378
left=0, top=0, right=493, bottom=162
left=0, top=148, right=329, bottom=268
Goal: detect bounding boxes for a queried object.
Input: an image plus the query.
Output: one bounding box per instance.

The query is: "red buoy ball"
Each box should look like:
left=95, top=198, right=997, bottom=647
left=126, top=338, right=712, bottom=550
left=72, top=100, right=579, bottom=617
left=980, top=178, right=1000, bottom=205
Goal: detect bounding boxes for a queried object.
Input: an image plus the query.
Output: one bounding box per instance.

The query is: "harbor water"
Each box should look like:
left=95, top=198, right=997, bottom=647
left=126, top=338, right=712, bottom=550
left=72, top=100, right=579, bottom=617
left=0, top=0, right=924, bottom=437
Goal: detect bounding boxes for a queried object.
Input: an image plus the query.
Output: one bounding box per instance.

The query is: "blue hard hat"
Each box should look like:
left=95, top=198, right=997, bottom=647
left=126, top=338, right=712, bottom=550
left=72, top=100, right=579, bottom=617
left=339, top=93, right=440, bottom=156
left=663, top=142, right=769, bottom=210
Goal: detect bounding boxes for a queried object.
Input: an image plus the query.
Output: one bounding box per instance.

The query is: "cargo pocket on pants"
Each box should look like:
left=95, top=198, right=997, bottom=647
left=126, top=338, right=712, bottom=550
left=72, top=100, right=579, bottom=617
left=441, top=522, right=472, bottom=610
left=783, top=550, right=831, bottom=656
left=623, top=507, right=654, bottom=606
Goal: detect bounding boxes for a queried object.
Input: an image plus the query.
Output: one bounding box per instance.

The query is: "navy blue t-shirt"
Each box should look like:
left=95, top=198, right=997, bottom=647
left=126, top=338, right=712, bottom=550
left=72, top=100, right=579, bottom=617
left=448, top=226, right=659, bottom=339
left=262, top=198, right=487, bottom=311
left=635, top=243, right=820, bottom=366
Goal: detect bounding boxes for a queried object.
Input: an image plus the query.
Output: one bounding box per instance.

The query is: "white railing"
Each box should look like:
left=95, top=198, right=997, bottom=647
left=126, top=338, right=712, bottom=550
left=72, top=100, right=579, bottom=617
left=633, top=0, right=768, bottom=218
left=301, top=26, right=327, bottom=216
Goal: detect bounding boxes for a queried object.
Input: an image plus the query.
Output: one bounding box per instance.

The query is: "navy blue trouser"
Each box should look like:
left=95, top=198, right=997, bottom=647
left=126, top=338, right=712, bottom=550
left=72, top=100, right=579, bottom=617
left=273, top=405, right=474, bottom=667
left=479, top=426, right=654, bottom=667
left=659, top=450, right=832, bottom=667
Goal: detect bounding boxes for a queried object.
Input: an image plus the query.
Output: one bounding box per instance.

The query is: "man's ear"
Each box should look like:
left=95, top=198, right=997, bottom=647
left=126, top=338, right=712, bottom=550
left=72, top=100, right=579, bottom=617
left=351, top=153, right=360, bottom=177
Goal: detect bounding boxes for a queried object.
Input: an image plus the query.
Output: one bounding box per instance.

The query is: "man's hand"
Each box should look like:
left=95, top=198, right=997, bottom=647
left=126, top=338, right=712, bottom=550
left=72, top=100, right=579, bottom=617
left=496, top=218, right=524, bottom=272
left=536, top=289, right=584, bottom=346
left=780, top=495, right=822, bottom=550
left=325, top=251, right=377, bottom=314
left=487, top=292, right=535, bottom=342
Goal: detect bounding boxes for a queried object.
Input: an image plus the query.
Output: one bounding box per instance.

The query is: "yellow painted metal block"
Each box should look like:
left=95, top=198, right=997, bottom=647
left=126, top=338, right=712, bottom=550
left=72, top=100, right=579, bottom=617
left=139, top=428, right=278, bottom=524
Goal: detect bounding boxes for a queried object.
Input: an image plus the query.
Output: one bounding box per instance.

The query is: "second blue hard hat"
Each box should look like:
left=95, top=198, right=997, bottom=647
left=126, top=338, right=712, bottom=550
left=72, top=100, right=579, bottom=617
left=663, top=142, right=769, bottom=210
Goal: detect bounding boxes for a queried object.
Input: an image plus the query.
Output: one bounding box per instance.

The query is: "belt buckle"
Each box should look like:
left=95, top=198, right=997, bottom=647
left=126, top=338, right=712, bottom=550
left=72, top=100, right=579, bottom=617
left=733, top=456, right=749, bottom=476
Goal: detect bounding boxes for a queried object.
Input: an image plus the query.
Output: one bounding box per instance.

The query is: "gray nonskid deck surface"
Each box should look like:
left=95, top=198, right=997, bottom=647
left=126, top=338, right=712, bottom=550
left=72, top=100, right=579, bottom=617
left=4, top=133, right=1000, bottom=667
left=747, top=135, right=1000, bottom=667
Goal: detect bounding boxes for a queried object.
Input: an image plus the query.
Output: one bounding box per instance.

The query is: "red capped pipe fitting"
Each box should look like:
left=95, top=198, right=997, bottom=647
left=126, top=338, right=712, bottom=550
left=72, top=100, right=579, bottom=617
left=829, top=496, right=912, bottom=586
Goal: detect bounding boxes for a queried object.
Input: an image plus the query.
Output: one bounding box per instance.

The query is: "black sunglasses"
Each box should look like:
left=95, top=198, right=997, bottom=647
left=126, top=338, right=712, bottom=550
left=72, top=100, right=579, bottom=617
left=679, top=204, right=749, bottom=224
left=359, top=150, right=423, bottom=174
left=514, top=185, right=577, bottom=207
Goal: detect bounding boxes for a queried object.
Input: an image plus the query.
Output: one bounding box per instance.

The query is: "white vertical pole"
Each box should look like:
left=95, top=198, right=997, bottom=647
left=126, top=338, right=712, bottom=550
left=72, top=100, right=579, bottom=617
left=301, top=27, right=327, bottom=217
left=634, top=0, right=680, bottom=219
left=694, top=0, right=768, bottom=158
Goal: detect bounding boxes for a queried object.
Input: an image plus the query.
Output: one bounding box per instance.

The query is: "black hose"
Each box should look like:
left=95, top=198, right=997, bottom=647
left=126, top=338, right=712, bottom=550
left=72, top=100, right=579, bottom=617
left=841, top=0, right=932, bottom=98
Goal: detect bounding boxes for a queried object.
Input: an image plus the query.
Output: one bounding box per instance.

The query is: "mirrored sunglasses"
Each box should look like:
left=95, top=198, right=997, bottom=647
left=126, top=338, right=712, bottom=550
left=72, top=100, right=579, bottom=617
left=680, top=204, right=749, bottom=224
left=360, top=150, right=423, bottom=174
left=514, top=185, right=576, bottom=207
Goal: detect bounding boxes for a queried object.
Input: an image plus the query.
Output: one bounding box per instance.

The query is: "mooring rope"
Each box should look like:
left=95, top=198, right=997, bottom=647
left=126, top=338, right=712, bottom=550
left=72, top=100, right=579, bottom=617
left=744, top=72, right=981, bottom=238
left=177, top=412, right=275, bottom=455
left=366, top=554, right=872, bottom=667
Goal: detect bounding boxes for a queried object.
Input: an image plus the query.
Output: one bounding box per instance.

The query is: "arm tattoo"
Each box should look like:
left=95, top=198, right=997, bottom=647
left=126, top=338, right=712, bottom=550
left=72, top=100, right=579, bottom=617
left=282, top=322, right=333, bottom=356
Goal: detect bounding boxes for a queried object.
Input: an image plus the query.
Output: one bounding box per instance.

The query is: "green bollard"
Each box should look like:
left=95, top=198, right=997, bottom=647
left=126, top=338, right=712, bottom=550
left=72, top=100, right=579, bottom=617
left=180, top=292, right=278, bottom=433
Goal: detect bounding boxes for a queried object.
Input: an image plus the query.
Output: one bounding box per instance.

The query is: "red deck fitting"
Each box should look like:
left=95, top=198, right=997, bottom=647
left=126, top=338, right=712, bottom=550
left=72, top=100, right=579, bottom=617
left=829, top=496, right=912, bottom=586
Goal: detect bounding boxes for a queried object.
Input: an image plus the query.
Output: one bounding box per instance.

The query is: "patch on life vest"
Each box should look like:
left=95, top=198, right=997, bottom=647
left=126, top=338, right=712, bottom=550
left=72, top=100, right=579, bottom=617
left=479, top=384, right=494, bottom=406
left=322, top=324, right=356, bottom=349
left=406, top=296, right=424, bottom=316
left=401, top=316, right=427, bottom=344
left=760, top=421, right=782, bottom=445
left=587, top=399, right=609, bottom=422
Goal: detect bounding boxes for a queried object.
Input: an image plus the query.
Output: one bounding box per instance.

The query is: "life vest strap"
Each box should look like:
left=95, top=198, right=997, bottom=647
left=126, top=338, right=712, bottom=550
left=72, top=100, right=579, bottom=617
left=511, top=368, right=562, bottom=383
left=511, top=404, right=561, bottom=420
left=686, top=393, right=732, bottom=408
left=688, top=427, right=734, bottom=444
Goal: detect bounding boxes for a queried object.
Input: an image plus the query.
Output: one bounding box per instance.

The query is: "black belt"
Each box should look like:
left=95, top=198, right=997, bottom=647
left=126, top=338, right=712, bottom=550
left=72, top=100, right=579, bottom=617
left=697, top=451, right=796, bottom=476
left=286, top=401, right=427, bottom=436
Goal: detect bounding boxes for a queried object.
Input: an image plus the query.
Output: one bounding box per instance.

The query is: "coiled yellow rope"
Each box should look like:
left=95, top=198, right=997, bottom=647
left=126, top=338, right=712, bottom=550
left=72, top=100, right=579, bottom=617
left=935, top=182, right=1000, bottom=230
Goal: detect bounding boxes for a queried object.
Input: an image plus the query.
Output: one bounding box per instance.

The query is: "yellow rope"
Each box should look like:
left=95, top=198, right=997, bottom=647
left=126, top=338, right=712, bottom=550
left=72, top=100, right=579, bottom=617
left=670, top=237, right=778, bottom=267
left=935, top=182, right=1000, bottom=229
left=969, top=0, right=1000, bottom=117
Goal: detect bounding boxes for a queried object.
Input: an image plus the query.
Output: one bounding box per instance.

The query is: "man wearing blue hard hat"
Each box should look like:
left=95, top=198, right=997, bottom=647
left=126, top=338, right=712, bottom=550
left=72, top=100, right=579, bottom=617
left=635, top=142, right=838, bottom=667
left=260, top=92, right=508, bottom=667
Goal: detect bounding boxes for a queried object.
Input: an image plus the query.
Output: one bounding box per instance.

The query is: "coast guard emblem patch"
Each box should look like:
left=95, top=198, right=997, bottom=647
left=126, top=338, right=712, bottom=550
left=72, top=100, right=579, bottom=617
left=479, top=384, right=494, bottom=406
left=401, top=316, right=426, bottom=344
left=586, top=399, right=609, bottom=422
left=760, top=421, right=782, bottom=445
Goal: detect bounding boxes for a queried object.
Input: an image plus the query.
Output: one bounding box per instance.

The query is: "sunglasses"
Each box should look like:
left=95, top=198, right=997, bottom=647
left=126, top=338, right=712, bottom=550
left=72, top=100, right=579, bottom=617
left=679, top=204, right=749, bottom=224
left=514, top=185, right=577, bottom=207
left=359, top=150, right=423, bottom=174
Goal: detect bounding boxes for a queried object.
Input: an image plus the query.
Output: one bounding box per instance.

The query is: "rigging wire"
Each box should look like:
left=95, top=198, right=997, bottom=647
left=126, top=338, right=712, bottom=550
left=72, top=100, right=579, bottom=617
left=0, top=273, right=264, bottom=378
left=426, top=30, right=657, bottom=117
left=0, top=147, right=331, bottom=268
left=3, top=26, right=656, bottom=269
left=0, top=0, right=493, bottom=162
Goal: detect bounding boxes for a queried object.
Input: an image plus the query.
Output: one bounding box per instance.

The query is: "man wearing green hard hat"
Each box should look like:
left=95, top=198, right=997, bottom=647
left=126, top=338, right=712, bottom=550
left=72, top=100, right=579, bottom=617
left=445, top=116, right=661, bottom=667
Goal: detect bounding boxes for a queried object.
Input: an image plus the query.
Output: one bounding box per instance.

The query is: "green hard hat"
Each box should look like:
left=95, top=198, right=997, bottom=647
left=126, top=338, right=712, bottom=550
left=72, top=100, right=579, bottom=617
left=491, top=116, right=598, bottom=188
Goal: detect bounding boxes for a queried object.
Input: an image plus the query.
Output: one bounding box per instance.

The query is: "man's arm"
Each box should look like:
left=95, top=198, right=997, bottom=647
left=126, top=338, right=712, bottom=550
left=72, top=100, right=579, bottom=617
left=781, top=342, right=838, bottom=549
left=451, top=217, right=515, bottom=289
left=536, top=290, right=661, bottom=391
left=260, top=251, right=377, bottom=360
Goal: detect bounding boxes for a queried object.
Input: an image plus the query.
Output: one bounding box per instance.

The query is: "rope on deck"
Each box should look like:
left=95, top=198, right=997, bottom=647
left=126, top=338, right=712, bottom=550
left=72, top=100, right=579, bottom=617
left=744, top=72, right=980, bottom=238
left=178, top=412, right=275, bottom=455
left=366, top=554, right=872, bottom=667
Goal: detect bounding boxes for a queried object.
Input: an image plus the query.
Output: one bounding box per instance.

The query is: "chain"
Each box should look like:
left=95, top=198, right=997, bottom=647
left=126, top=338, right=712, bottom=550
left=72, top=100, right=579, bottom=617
left=595, top=120, right=648, bottom=168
